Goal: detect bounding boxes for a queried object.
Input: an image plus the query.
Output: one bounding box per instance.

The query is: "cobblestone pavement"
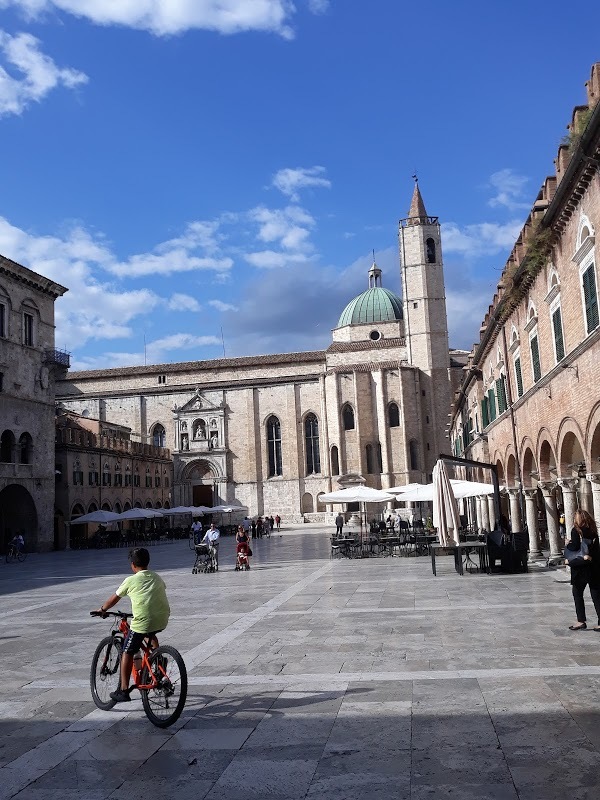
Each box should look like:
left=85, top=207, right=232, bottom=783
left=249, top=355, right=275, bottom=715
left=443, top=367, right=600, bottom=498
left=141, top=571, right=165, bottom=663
left=1, top=525, right=600, bottom=799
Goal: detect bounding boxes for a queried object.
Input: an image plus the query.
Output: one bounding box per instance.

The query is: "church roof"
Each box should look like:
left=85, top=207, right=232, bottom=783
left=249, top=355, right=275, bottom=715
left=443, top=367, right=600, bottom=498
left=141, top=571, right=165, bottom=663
left=337, top=286, right=403, bottom=327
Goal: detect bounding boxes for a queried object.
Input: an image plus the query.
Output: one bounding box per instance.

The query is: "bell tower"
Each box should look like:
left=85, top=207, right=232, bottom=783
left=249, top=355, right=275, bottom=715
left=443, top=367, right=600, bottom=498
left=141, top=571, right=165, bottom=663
left=399, top=180, right=451, bottom=463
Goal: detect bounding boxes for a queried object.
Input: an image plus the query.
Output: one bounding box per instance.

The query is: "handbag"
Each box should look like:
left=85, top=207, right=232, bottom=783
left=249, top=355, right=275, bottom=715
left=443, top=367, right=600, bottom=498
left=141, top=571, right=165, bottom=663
left=564, top=537, right=590, bottom=566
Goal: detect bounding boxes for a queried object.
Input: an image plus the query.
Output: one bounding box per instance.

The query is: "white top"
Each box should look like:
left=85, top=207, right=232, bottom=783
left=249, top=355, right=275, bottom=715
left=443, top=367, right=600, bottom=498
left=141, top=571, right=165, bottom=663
left=202, top=527, right=220, bottom=544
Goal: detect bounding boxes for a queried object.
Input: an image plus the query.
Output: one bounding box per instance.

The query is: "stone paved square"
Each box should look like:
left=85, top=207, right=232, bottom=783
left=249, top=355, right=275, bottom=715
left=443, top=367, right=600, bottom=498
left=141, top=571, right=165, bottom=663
left=1, top=524, right=600, bottom=799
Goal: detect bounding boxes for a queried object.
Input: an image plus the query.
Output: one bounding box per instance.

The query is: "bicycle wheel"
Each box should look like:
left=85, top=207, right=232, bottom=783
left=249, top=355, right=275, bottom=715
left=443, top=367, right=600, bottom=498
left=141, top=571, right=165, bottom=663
left=188, top=533, right=195, bottom=550
left=90, top=636, right=121, bottom=710
left=141, top=645, right=187, bottom=728
left=5, top=547, right=15, bottom=564
left=17, top=550, right=27, bottom=562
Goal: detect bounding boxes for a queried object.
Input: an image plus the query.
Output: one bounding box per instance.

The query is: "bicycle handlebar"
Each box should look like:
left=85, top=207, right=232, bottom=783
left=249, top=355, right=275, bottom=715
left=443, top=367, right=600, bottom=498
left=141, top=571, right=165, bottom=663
left=90, top=610, right=133, bottom=619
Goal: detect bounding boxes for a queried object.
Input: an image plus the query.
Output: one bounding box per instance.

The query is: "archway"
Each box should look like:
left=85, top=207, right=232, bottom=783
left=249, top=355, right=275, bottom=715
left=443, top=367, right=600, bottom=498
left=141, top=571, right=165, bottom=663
left=506, top=454, right=518, bottom=488
left=558, top=431, right=585, bottom=477
left=0, top=484, right=38, bottom=552
left=184, top=459, right=217, bottom=507
left=301, top=492, right=314, bottom=514
left=538, top=440, right=557, bottom=483
left=316, top=492, right=326, bottom=512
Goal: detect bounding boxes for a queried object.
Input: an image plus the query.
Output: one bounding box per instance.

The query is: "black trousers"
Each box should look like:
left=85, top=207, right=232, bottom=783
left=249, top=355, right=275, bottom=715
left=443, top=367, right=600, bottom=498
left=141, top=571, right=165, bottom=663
left=336, top=524, right=343, bottom=536
left=572, top=577, right=600, bottom=623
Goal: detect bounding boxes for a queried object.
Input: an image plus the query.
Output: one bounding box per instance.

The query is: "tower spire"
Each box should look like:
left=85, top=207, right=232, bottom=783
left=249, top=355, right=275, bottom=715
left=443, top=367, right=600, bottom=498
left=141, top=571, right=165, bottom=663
left=407, top=178, right=428, bottom=222
left=368, top=251, right=382, bottom=288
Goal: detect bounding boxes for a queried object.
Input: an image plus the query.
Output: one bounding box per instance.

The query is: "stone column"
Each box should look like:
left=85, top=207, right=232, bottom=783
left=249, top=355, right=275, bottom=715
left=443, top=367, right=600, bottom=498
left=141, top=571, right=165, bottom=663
left=558, top=478, right=579, bottom=538
left=579, top=476, right=593, bottom=515
left=480, top=495, right=490, bottom=532
left=508, top=489, right=523, bottom=532
left=586, top=474, right=600, bottom=526
left=475, top=496, right=483, bottom=533
left=487, top=495, right=497, bottom=530
left=523, top=489, right=542, bottom=559
left=539, top=482, right=561, bottom=559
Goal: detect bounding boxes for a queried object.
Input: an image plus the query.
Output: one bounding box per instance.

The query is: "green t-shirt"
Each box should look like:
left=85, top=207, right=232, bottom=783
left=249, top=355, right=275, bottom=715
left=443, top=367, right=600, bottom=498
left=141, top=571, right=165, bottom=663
left=116, top=569, right=170, bottom=634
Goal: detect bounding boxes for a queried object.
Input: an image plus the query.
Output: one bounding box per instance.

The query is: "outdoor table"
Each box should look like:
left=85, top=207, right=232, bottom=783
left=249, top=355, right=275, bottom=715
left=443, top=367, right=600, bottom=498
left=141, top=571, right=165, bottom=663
left=430, top=541, right=489, bottom=576
left=378, top=536, right=401, bottom=557
left=459, top=541, right=489, bottom=574
left=335, top=538, right=357, bottom=558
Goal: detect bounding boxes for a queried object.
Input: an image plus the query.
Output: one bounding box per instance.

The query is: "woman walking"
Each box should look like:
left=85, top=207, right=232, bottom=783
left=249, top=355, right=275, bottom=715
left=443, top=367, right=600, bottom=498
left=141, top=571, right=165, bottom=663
left=565, top=509, right=600, bottom=631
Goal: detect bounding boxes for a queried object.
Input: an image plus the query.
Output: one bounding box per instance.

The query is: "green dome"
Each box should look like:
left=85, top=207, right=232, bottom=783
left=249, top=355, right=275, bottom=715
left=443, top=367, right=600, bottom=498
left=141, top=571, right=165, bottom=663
left=337, top=286, right=403, bottom=327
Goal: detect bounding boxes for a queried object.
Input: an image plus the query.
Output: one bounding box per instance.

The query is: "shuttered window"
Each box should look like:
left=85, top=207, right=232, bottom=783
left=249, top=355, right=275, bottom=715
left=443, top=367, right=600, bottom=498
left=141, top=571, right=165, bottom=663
left=495, top=376, right=507, bottom=414
left=530, top=335, right=541, bottom=382
left=552, top=306, right=565, bottom=362
left=481, top=396, right=489, bottom=428
left=514, top=357, right=523, bottom=398
left=583, top=264, right=599, bottom=333
left=487, top=388, right=496, bottom=422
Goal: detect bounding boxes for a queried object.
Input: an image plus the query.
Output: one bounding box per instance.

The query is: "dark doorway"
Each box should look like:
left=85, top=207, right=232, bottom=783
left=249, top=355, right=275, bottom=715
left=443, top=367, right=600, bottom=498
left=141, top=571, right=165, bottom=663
left=0, top=484, right=38, bottom=552
left=193, top=484, right=213, bottom=507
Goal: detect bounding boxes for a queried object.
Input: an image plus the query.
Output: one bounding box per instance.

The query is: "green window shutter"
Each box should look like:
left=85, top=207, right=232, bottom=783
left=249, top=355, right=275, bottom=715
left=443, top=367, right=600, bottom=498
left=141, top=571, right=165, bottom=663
left=530, top=335, right=541, bottom=382
left=552, top=307, right=565, bottom=362
left=481, top=397, right=489, bottom=428
left=488, top=388, right=497, bottom=421
left=583, top=265, right=599, bottom=333
left=495, top=377, right=507, bottom=414
left=514, top=357, right=523, bottom=398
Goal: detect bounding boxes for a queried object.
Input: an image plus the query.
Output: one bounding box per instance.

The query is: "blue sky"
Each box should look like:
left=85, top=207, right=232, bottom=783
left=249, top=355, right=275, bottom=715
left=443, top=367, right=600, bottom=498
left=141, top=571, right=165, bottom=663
left=0, top=1, right=599, bottom=370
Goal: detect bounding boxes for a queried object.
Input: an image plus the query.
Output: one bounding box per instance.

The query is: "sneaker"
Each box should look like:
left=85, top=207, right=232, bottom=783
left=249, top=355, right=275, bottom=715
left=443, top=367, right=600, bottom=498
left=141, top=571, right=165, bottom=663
left=110, top=688, right=131, bottom=703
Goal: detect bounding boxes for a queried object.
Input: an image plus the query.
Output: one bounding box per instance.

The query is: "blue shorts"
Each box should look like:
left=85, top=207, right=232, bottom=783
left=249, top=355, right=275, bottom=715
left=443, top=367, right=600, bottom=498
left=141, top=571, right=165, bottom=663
left=122, top=629, right=161, bottom=654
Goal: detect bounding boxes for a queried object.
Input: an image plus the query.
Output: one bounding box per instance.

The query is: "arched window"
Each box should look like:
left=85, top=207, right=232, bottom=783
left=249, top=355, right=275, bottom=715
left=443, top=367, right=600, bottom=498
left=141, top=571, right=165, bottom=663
left=18, top=432, right=33, bottom=464
left=267, top=415, right=282, bottom=477
left=152, top=423, right=166, bottom=448
left=388, top=402, right=400, bottom=428
left=426, top=238, right=436, bottom=264
left=331, top=445, right=340, bottom=476
left=304, top=413, right=320, bottom=475
left=1, top=430, right=15, bottom=463
left=366, top=444, right=374, bottom=474
left=409, top=439, right=419, bottom=471
left=342, top=404, right=355, bottom=431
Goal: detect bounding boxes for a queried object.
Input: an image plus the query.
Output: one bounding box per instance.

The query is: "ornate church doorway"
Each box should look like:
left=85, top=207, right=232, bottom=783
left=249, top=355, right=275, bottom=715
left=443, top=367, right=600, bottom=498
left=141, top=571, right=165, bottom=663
left=193, top=484, right=213, bottom=507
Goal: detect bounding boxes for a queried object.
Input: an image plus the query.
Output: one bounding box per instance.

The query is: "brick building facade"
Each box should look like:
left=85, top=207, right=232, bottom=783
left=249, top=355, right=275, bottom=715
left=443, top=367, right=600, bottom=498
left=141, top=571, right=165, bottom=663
left=54, top=410, right=172, bottom=547
left=449, top=63, right=600, bottom=560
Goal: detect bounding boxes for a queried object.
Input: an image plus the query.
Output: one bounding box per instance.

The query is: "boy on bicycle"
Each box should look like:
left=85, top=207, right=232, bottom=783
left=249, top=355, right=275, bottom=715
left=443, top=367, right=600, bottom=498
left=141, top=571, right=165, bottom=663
left=94, top=547, right=170, bottom=703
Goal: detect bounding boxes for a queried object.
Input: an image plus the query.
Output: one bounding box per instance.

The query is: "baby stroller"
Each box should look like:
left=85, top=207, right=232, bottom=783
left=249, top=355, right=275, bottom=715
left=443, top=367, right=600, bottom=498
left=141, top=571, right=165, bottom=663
left=235, top=541, right=251, bottom=571
left=192, top=542, right=218, bottom=574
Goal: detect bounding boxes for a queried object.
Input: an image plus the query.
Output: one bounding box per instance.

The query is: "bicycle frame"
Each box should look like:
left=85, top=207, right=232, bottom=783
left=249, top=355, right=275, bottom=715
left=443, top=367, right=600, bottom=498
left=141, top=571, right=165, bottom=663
left=108, top=615, right=166, bottom=692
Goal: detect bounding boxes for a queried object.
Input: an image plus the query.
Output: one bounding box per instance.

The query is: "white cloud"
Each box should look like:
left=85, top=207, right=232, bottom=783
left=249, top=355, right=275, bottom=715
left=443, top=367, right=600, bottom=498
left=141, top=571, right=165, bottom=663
left=70, top=333, right=222, bottom=370
left=307, top=0, right=330, bottom=13
left=167, top=293, right=201, bottom=312
left=107, top=220, right=234, bottom=277
left=0, top=29, right=87, bottom=117
left=244, top=249, right=311, bottom=269
left=271, top=166, right=331, bottom=202
left=442, top=219, right=523, bottom=258
left=0, top=214, right=235, bottom=350
left=208, top=299, right=238, bottom=312
left=1, top=1, right=297, bottom=38
left=487, top=168, right=530, bottom=211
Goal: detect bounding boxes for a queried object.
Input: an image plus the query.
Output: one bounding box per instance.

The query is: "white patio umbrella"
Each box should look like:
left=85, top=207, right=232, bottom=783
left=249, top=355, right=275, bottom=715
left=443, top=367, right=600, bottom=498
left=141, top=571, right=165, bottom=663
left=160, top=506, right=200, bottom=515
left=117, top=508, right=164, bottom=520
left=70, top=509, right=122, bottom=525
left=451, top=480, right=494, bottom=499
left=387, top=482, right=429, bottom=494
left=432, top=460, right=461, bottom=546
left=320, top=486, right=395, bottom=540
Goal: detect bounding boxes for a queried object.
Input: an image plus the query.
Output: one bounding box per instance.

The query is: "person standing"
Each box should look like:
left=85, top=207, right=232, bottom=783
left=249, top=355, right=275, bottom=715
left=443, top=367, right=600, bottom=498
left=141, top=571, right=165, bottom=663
left=191, top=518, right=202, bottom=544
left=565, top=509, right=600, bottom=631
left=335, top=512, right=344, bottom=537
left=201, top=523, right=221, bottom=568
left=275, top=514, right=281, bottom=531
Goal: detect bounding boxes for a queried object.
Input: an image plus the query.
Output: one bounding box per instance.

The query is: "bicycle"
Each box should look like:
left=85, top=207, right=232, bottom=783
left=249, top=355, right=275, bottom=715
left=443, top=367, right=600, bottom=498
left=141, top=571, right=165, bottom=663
left=89, top=610, right=187, bottom=728
left=5, top=544, right=27, bottom=563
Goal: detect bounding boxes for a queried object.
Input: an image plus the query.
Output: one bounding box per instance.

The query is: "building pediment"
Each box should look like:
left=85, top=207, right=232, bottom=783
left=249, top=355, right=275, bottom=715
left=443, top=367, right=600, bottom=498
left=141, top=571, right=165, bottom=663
left=173, top=389, right=224, bottom=414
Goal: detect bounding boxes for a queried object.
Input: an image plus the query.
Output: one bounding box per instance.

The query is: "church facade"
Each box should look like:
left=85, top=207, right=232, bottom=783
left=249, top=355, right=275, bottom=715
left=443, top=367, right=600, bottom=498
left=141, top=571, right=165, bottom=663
left=57, top=187, right=463, bottom=523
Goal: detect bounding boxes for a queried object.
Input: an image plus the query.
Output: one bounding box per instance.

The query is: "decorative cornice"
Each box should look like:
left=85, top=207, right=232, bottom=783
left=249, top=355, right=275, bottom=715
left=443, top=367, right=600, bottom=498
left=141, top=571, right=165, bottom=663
left=572, top=235, right=595, bottom=265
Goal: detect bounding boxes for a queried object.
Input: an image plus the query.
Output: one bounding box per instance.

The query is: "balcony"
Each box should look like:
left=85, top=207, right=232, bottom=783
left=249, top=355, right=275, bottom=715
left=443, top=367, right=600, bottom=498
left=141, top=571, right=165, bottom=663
left=44, top=349, right=71, bottom=368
